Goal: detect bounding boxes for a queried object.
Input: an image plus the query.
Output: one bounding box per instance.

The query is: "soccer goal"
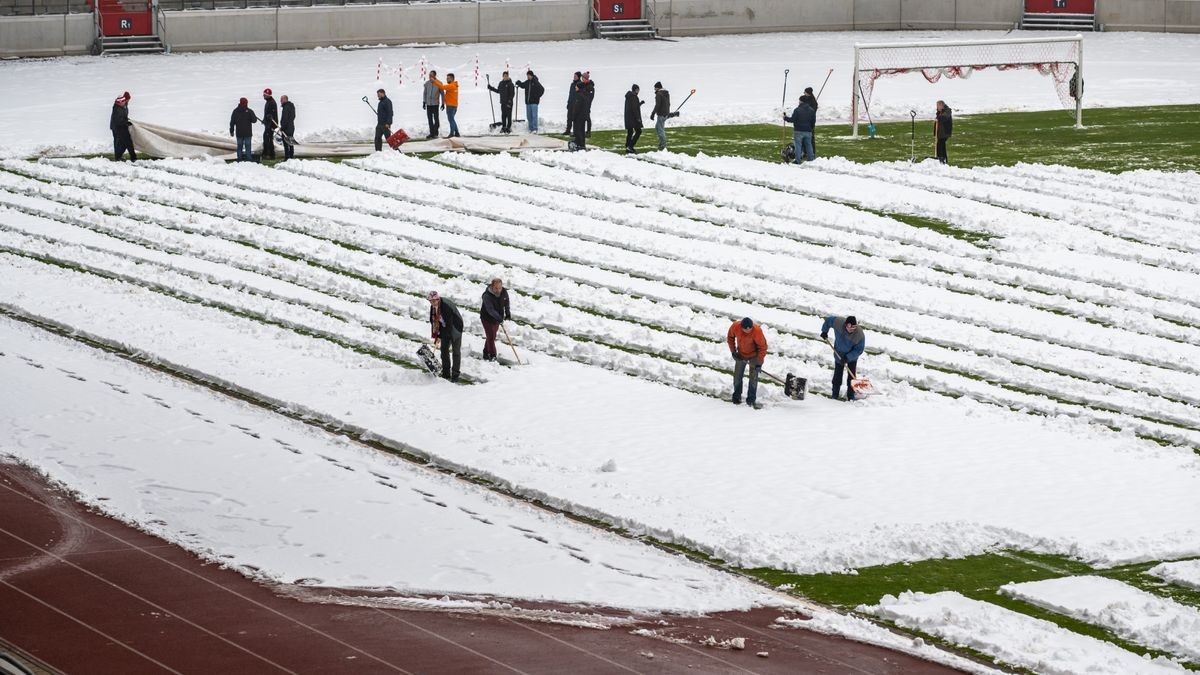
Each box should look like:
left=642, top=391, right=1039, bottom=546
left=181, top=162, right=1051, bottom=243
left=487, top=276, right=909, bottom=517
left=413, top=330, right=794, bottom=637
left=851, top=35, right=1084, bottom=137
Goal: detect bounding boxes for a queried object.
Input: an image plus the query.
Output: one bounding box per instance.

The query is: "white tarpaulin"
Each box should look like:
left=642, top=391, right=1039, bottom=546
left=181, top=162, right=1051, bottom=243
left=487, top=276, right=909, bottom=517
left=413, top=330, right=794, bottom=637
left=128, top=120, right=567, bottom=159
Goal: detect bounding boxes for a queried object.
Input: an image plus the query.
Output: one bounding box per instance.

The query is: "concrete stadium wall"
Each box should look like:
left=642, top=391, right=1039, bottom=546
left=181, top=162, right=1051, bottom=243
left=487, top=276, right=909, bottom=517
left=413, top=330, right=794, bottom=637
left=649, top=0, right=1023, bottom=35
left=2, top=0, right=1197, bottom=58
left=163, top=0, right=588, bottom=53
left=0, top=13, right=91, bottom=56
left=1098, top=0, right=1200, bottom=32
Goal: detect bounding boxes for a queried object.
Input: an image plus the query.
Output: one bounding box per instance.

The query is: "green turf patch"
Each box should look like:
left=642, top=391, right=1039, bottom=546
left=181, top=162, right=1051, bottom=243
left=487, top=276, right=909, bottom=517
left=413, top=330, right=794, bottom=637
left=585, top=104, right=1200, bottom=173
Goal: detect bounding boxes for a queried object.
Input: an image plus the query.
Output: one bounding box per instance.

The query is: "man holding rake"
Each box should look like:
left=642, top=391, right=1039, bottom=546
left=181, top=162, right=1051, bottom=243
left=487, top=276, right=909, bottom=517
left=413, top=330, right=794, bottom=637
left=821, top=315, right=866, bottom=401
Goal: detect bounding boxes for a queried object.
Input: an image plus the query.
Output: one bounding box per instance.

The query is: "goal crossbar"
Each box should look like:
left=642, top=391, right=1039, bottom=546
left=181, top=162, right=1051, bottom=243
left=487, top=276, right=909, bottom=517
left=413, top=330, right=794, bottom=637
left=851, top=35, right=1083, bottom=137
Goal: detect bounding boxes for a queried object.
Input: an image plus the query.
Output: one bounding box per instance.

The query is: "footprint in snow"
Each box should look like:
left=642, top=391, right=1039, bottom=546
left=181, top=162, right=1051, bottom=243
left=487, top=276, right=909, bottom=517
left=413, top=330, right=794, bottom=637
left=523, top=534, right=549, bottom=544
left=376, top=481, right=397, bottom=489
left=569, top=552, right=591, bottom=563
left=102, top=381, right=129, bottom=394
left=508, top=525, right=535, bottom=533
left=470, top=515, right=493, bottom=525
left=422, top=497, right=448, bottom=508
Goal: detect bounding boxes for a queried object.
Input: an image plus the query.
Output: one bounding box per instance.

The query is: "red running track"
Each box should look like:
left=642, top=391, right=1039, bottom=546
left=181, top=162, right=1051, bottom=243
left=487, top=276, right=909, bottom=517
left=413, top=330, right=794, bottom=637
left=0, top=462, right=965, bottom=674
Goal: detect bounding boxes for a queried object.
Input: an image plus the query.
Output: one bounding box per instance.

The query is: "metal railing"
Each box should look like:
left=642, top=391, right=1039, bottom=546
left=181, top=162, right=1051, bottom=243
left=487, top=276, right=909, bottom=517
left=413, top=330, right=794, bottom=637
left=0, top=0, right=91, bottom=16
left=155, top=0, right=476, bottom=9
left=1, top=0, right=486, bottom=14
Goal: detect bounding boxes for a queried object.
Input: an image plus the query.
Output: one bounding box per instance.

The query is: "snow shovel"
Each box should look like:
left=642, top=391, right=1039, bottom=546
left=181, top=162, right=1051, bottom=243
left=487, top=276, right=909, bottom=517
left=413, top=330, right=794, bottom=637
left=825, top=337, right=875, bottom=397
left=500, top=323, right=522, bottom=365
left=672, top=89, right=696, bottom=115
left=486, top=74, right=502, bottom=132
left=416, top=343, right=440, bottom=375
left=857, top=81, right=876, bottom=139
left=762, top=369, right=806, bottom=400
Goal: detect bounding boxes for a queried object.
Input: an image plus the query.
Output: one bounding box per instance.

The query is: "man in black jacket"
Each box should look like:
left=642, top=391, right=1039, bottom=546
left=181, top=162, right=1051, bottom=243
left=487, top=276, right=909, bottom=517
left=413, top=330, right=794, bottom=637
left=229, top=97, right=259, bottom=162
left=488, top=71, right=516, bottom=134
left=624, top=84, right=644, bottom=154
left=109, top=91, right=136, bottom=162
left=565, top=71, right=581, bottom=135
left=374, top=88, right=393, bottom=152
left=479, top=278, right=512, bottom=361
left=571, top=72, right=594, bottom=150
left=429, top=292, right=464, bottom=381
left=261, top=88, right=278, bottom=160
left=279, top=95, right=296, bottom=160
left=800, top=86, right=819, bottom=154
left=784, top=97, right=816, bottom=163
left=515, top=70, right=544, bottom=133
left=935, top=100, right=953, bottom=164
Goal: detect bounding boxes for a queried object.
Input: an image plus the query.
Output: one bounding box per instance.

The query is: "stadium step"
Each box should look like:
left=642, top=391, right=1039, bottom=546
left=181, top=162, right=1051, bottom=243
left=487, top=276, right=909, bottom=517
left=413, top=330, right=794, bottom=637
left=1020, top=12, right=1096, bottom=30
left=96, top=34, right=167, bottom=55
left=592, top=19, right=657, bottom=40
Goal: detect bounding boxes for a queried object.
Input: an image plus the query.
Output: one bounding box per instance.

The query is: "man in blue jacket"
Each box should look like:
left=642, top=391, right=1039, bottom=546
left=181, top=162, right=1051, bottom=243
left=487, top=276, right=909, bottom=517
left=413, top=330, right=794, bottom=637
left=374, top=88, right=393, bottom=152
left=784, top=96, right=816, bottom=163
left=821, top=315, right=865, bottom=400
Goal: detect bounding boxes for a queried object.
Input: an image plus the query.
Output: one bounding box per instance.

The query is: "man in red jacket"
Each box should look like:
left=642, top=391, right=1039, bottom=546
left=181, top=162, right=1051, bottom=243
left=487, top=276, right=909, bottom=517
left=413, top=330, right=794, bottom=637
left=726, top=317, right=768, bottom=408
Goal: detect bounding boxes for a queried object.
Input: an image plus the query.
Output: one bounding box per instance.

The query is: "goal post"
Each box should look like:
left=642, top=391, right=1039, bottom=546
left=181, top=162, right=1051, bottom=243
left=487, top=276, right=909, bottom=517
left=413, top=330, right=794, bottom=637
left=851, top=35, right=1084, bottom=138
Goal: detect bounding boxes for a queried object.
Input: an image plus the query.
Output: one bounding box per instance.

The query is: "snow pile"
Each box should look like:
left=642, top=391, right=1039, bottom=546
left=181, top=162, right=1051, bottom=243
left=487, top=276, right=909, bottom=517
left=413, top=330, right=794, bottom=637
left=1148, top=560, right=1200, bottom=591
left=860, top=591, right=1187, bottom=674
left=775, top=611, right=1003, bottom=674
left=1000, top=576, right=1200, bottom=662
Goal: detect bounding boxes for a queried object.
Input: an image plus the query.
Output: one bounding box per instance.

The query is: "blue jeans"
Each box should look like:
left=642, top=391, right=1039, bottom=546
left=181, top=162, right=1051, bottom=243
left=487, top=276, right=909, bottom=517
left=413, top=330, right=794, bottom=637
left=793, top=131, right=815, bottom=162
left=446, top=105, right=459, bottom=136
left=236, top=136, right=252, bottom=161
left=526, top=103, right=538, bottom=132
left=655, top=115, right=667, bottom=149
left=732, top=357, right=760, bottom=404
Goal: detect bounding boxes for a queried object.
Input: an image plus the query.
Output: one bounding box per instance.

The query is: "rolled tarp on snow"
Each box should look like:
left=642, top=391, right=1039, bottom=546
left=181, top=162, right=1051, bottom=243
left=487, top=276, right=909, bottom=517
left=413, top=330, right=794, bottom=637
left=128, top=120, right=567, bottom=159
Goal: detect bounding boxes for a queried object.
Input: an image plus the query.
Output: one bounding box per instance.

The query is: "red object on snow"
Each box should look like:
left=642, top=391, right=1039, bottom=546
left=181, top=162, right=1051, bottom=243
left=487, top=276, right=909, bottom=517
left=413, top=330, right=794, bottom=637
left=1024, top=0, right=1094, bottom=13
left=386, top=128, right=410, bottom=150
left=595, top=0, right=640, bottom=21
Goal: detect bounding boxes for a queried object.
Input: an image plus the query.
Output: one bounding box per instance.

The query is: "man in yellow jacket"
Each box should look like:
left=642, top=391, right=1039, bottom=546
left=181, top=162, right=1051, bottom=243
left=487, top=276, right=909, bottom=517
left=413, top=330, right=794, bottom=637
left=431, top=73, right=461, bottom=138
left=726, top=317, right=768, bottom=408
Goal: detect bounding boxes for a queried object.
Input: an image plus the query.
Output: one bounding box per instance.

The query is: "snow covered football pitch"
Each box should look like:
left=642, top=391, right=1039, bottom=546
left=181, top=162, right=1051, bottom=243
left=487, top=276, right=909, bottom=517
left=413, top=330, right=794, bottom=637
left=2, top=31, right=1200, bottom=674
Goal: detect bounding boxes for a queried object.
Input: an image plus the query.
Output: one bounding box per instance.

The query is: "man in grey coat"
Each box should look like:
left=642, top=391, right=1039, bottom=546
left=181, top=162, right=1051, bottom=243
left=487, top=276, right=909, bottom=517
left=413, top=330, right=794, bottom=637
left=423, top=71, right=443, bottom=140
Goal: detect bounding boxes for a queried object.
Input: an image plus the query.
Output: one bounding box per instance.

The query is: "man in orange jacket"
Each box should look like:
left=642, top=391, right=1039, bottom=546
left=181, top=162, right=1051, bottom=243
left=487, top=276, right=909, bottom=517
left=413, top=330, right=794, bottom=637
left=431, top=73, right=461, bottom=138
left=726, top=317, right=767, bottom=408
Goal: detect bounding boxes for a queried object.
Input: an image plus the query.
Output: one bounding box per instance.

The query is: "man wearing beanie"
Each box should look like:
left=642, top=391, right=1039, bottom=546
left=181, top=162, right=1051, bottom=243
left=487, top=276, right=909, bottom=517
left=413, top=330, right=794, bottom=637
left=800, top=86, right=819, bottom=155
left=261, top=88, right=278, bottom=160
left=570, top=71, right=594, bottom=150
left=650, top=81, right=680, bottom=151
left=109, top=91, right=136, bottom=162
left=229, top=97, right=259, bottom=162
left=726, top=317, right=768, bottom=408
left=821, top=315, right=866, bottom=400
left=624, top=83, right=644, bottom=154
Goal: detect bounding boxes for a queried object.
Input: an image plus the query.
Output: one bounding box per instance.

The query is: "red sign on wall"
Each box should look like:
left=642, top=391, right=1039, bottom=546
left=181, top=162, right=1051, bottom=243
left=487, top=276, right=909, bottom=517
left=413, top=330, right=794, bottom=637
left=596, top=0, right=641, bottom=21
left=1025, top=0, right=1095, bottom=13
left=90, top=0, right=153, bottom=36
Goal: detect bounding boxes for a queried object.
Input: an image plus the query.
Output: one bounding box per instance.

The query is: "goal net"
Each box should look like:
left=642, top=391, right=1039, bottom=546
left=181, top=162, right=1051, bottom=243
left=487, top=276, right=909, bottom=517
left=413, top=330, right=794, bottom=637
left=851, top=35, right=1083, bottom=137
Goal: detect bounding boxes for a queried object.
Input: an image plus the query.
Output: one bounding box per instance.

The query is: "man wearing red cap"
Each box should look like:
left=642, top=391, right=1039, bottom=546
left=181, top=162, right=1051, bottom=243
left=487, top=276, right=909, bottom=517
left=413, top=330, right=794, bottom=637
left=109, top=92, right=136, bottom=162
left=229, top=97, right=259, bottom=162
left=261, top=88, right=278, bottom=160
